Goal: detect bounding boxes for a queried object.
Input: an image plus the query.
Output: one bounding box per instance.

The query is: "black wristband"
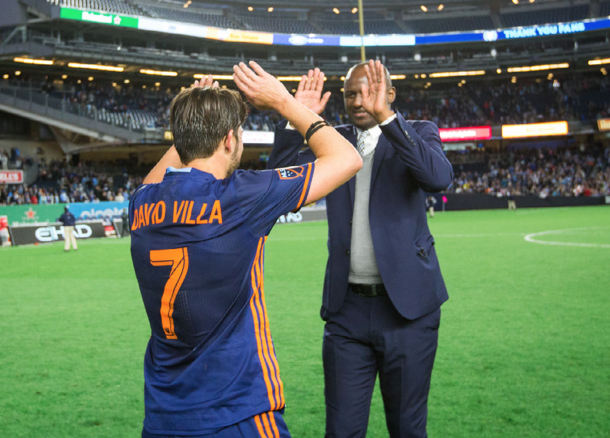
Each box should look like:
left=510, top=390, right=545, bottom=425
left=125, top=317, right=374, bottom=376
left=305, top=120, right=331, bottom=143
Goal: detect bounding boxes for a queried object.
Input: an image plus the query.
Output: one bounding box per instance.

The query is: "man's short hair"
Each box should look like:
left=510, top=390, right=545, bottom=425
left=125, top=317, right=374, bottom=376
left=170, top=87, right=248, bottom=165
left=345, top=63, right=393, bottom=88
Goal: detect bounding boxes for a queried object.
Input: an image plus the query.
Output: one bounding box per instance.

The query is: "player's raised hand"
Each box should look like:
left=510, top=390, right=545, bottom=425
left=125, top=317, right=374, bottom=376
left=361, top=60, right=395, bottom=124
left=192, top=74, right=219, bottom=89
left=295, top=68, right=331, bottom=115
left=233, top=61, right=291, bottom=110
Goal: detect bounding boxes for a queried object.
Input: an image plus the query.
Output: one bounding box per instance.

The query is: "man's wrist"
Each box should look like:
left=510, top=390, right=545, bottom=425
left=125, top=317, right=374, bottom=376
left=275, top=94, right=294, bottom=118
left=375, top=110, right=395, bottom=125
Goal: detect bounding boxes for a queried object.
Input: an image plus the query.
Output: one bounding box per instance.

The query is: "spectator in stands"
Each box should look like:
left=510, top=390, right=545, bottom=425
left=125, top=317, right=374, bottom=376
left=1, top=151, right=8, bottom=170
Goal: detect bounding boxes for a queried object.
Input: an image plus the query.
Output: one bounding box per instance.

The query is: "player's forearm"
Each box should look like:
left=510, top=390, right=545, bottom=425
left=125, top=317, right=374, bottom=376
left=143, top=146, right=181, bottom=185
left=277, top=97, right=361, bottom=173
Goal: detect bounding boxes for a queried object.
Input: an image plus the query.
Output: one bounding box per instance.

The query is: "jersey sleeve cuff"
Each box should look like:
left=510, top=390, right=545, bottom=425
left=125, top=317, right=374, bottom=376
left=293, top=162, right=314, bottom=212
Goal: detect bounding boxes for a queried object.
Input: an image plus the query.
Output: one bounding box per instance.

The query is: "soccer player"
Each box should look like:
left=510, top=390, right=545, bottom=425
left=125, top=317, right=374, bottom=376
left=129, top=62, right=362, bottom=438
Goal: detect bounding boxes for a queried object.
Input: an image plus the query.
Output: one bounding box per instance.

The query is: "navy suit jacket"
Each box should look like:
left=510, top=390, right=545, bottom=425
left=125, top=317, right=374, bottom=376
left=268, top=113, right=453, bottom=320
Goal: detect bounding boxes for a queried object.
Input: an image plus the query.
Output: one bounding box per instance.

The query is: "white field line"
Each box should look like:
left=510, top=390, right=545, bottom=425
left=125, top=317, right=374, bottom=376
left=524, top=227, right=610, bottom=249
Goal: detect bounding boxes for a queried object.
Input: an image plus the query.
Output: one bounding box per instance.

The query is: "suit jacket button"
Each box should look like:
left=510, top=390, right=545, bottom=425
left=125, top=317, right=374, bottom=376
left=349, top=220, right=352, bottom=225
left=346, top=250, right=350, bottom=255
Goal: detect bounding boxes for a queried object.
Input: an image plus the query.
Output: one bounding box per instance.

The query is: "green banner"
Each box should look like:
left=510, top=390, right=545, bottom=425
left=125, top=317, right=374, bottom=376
left=60, top=7, right=139, bottom=28
left=0, top=204, right=67, bottom=225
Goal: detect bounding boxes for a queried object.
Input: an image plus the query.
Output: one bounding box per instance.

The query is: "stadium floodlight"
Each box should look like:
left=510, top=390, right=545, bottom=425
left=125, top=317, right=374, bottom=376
left=588, top=58, right=610, bottom=66
left=507, top=63, right=569, bottom=72
left=13, top=57, right=54, bottom=66
left=140, top=69, right=178, bottom=77
left=438, top=4, right=444, bottom=11
left=68, top=62, right=124, bottom=72
left=333, top=8, right=340, bottom=14
left=248, top=6, right=253, bottom=11
left=429, top=70, right=485, bottom=78
left=193, top=74, right=234, bottom=80
left=390, top=75, right=407, bottom=80
left=352, top=7, right=358, bottom=13
left=421, top=5, right=428, bottom=12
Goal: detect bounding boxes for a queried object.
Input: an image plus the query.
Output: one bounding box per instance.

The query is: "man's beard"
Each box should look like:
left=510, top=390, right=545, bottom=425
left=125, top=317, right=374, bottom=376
left=226, top=147, right=241, bottom=177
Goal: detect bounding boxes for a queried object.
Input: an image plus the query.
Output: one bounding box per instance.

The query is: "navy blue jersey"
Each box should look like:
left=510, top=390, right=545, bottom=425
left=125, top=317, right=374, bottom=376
left=129, top=164, right=314, bottom=435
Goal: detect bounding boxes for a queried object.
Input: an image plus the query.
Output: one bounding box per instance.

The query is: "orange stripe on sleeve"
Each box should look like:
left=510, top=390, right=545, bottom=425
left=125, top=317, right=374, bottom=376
left=295, top=163, right=313, bottom=210
left=254, top=415, right=269, bottom=438
left=250, top=238, right=276, bottom=410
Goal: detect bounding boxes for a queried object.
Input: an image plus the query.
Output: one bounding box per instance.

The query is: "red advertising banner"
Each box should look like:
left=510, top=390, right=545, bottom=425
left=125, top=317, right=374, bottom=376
left=0, top=170, right=24, bottom=184
left=439, top=126, right=492, bottom=142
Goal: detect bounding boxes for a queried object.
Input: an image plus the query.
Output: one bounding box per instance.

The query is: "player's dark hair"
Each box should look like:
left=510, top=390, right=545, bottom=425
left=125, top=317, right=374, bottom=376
left=170, top=87, right=248, bottom=165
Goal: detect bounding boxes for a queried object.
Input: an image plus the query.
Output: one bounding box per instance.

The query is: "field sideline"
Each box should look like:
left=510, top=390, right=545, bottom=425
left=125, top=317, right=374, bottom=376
left=1, top=206, right=609, bottom=437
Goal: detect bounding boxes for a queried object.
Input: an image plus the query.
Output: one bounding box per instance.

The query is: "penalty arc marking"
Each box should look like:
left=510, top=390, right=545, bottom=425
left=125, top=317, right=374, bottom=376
left=524, top=227, right=610, bottom=249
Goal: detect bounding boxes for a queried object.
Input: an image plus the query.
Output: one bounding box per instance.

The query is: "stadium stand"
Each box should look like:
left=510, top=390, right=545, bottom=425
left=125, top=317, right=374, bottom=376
left=3, top=140, right=609, bottom=206
left=449, top=144, right=610, bottom=197
left=232, top=9, right=319, bottom=34
left=500, top=4, right=590, bottom=28
left=138, top=4, right=236, bottom=28
left=57, top=0, right=144, bottom=16
left=405, top=15, right=495, bottom=33
left=41, top=0, right=606, bottom=35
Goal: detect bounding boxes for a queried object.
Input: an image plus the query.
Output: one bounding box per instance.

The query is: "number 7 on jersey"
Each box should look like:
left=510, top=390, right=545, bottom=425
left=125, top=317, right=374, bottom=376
left=150, top=248, right=189, bottom=339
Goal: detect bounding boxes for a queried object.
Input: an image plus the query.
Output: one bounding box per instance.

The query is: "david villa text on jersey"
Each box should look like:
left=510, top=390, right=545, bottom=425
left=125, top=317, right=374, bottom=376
left=131, top=200, right=223, bottom=231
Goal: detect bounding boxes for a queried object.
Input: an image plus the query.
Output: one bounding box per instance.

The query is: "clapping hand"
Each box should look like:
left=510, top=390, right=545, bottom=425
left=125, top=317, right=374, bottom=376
left=192, top=74, right=219, bottom=89
left=233, top=61, right=291, bottom=111
left=361, top=60, right=395, bottom=124
left=295, top=68, right=331, bottom=115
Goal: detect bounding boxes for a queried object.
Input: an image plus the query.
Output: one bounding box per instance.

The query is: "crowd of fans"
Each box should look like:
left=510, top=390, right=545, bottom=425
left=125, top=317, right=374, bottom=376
left=0, top=151, right=144, bottom=205
left=11, top=71, right=605, bottom=131
left=2, top=142, right=609, bottom=207
left=449, top=144, right=610, bottom=197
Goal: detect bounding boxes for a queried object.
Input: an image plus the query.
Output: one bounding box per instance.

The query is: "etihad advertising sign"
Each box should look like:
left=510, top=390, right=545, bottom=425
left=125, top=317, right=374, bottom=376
left=502, top=121, right=568, bottom=139
left=439, top=126, right=492, bottom=142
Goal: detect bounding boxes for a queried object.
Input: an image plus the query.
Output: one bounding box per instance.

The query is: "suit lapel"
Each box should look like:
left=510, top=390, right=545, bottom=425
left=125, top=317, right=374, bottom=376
left=343, top=126, right=358, bottom=207
left=370, top=134, right=389, bottom=189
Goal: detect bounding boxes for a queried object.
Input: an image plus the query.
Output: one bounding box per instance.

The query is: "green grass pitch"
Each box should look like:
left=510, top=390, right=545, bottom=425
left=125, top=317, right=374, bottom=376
left=1, top=206, right=609, bottom=437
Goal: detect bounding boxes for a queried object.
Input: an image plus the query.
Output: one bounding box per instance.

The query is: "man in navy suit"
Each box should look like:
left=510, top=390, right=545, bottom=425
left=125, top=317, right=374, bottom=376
left=268, top=60, right=453, bottom=437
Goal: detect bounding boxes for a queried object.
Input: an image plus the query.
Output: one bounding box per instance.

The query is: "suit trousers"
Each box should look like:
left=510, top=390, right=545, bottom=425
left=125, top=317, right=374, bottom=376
left=323, top=289, right=440, bottom=438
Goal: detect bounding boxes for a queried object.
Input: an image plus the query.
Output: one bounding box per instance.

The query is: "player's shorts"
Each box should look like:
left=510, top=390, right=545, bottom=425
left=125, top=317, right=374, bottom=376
left=142, top=410, right=291, bottom=438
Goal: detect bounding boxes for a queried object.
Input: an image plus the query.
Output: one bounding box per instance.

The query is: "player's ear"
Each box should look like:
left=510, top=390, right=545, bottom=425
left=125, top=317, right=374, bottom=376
left=387, top=86, right=396, bottom=105
left=223, top=129, right=235, bottom=153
